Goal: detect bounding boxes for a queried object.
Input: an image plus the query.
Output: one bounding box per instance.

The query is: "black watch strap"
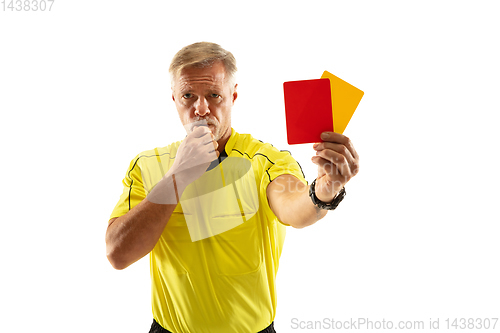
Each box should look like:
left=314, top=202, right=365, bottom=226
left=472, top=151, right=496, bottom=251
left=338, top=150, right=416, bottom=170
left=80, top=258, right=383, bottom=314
left=309, top=178, right=346, bottom=210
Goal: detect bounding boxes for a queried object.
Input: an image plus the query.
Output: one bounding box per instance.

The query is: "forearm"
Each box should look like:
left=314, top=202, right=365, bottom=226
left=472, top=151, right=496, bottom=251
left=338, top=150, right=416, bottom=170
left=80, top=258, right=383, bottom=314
left=285, top=182, right=329, bottom=228
left=105, top=171, right=187, bottom=269
left=267, top=175, right=329, bottom=229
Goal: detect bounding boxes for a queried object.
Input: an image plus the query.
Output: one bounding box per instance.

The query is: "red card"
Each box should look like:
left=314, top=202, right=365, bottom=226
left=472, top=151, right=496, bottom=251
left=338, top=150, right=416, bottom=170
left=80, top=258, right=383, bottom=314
left=283, top=78, right=333, bottom=145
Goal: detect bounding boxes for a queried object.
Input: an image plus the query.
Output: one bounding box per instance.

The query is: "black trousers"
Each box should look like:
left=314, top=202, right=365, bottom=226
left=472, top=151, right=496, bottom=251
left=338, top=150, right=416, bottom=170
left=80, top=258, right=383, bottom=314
left=149, top=319, right=276, bottom=333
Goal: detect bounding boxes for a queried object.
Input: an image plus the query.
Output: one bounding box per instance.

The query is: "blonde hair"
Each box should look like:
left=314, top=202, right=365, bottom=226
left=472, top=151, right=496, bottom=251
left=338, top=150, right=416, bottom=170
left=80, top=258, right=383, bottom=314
left=169, top=42, right=237, bottom=88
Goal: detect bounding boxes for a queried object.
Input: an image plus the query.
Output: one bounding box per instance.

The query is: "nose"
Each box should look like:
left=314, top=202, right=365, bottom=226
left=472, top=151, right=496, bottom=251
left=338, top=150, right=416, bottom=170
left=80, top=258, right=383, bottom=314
left=194, top=96, right=210, bottom=117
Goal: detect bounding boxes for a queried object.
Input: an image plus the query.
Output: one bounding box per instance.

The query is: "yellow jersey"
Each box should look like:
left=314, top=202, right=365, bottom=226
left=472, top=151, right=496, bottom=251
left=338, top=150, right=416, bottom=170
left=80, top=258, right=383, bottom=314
left=110, top=129, right=306, bottom=332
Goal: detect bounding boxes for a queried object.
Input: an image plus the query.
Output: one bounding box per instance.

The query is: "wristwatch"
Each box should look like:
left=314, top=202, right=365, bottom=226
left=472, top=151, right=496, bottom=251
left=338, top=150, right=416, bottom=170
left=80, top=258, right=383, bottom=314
left=309, top=178, right=346, bottom=210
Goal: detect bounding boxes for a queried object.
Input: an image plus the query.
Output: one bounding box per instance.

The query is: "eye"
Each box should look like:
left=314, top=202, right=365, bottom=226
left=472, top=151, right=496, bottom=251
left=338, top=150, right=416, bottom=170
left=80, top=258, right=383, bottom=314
left=182, top=93, right=193, bottom=99
left=210, top=93, right=220, bottom=98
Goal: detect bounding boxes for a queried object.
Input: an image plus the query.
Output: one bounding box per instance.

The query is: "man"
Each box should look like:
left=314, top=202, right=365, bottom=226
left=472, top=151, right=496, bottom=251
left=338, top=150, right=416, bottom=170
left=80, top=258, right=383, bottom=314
left=106, top=42, right=359, bottom=333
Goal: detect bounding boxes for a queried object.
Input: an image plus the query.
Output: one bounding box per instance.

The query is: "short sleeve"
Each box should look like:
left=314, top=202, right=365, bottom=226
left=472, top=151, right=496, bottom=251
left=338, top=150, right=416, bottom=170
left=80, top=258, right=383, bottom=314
left=259, top=149, right=308, bottom=226
left=267, top=151, right=306, bottom=185
left=109, top=155, right=147, bottom=221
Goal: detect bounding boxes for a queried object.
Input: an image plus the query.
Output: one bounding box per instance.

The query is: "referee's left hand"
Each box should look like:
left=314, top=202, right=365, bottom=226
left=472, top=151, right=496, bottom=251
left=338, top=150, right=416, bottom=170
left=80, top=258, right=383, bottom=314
left=311, top=131, right=359, bottom=202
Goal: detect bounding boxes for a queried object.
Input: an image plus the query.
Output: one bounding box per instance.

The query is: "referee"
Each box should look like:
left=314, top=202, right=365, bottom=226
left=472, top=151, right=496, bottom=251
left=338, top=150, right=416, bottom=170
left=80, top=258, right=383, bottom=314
left=105, top=42, right=359, bottom=332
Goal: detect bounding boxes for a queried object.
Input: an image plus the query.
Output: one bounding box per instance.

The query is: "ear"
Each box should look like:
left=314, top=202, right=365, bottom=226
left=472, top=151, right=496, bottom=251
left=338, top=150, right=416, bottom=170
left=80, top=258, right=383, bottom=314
left=232, top=84, right=238, bottom=104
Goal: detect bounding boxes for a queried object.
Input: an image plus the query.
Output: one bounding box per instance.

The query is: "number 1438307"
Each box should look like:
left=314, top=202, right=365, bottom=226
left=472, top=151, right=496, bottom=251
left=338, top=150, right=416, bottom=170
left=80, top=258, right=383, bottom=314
left=2, top=0, right=55, bottom=11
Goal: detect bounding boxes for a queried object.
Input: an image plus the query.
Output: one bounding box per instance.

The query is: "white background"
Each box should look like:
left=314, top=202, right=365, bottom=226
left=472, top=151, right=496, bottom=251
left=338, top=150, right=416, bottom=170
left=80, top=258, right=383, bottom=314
left=1, top=0, right=499, bottom=332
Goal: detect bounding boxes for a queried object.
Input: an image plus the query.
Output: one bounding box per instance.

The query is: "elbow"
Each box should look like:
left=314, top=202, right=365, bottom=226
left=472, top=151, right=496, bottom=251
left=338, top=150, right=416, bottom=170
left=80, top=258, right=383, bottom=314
left=105, top=221, right=131, bottom=270
left=106, top=248, right=130, bottom=270
left=290, top=221, right=308, bottom=229
left=281, top=218, right=308, bottom=229
left=288, top=215, right=325, bottom=229
left=105, top=239, right=131, bottom=270
left=290, top=209, right=329, bottom=228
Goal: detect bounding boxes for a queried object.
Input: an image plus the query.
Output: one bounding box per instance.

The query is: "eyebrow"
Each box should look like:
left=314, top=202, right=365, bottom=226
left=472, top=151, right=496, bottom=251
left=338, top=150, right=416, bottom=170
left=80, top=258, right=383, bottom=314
left=178, top=85, right=224, bottom=94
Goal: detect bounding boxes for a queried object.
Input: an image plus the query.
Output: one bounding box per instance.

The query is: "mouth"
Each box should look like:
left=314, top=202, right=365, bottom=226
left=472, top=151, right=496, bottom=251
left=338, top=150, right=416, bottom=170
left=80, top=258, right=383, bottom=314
left=191, top=123, right=214, bottom=130
left=186, top=118, right=218, bottom=137
left=200, top=122, right=216, bottom=129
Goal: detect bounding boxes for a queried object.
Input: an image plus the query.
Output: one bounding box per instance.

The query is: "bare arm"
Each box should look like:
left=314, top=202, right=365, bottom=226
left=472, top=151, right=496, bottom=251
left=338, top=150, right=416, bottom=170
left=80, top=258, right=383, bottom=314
left=105, top=173, right=186, bottom=270
left=267, top=132, right=359, bottom=228
left=267, top=174, right=327, bottom=228
left=106, top=200, right=176, bottom=270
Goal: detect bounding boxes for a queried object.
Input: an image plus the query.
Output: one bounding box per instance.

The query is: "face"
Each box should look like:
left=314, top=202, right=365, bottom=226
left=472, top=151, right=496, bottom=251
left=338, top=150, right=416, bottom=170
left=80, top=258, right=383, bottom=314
left=172, top=61, right=237, bottom=146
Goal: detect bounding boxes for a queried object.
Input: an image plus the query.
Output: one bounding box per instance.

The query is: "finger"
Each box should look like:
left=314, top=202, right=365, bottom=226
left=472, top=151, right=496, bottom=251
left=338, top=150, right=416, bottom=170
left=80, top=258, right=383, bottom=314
left=191, top=125, right=211, bottom=138
left=192, top=129, right=215, bottom=147
left=198, top=146, right=218, bottom=164
left=311, top=155, right=349, bottom=181
left=312, top=152, right=353, bottom=179
left=314, top=142, right=355, bottom=165
left=203, top=138, right=219, bottom=159
left=320, top=132, right=359, bottom=160
left=202, top=137, right=218, bottom=149
left=315, top=148, right=349, bottom=170
left=313, top=142, right=358, bottom=174
left=344, top=138, right=359, bottom=161
left=209, top=140, right=219, bottom=154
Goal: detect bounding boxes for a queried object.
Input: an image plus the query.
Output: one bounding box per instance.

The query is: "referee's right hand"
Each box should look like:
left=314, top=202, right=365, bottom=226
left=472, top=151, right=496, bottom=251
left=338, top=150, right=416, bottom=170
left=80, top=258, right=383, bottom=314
left=170, top=125, right=219, bottom=186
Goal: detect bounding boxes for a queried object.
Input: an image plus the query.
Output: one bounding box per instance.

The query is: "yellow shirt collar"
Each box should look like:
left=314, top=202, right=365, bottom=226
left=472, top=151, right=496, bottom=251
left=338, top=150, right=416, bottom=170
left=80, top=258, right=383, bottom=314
left=224, top=128, right=238, bottom=155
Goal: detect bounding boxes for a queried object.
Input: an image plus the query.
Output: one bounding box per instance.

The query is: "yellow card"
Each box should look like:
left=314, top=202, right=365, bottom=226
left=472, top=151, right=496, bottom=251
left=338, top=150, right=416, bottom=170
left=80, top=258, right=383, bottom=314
left=321, top=71, right=364, bottom=134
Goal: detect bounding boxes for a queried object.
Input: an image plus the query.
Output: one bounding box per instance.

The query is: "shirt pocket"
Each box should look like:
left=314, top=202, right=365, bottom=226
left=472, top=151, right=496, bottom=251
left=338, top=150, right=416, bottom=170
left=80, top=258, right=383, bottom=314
left=211, top=214, right=263, bottom=276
